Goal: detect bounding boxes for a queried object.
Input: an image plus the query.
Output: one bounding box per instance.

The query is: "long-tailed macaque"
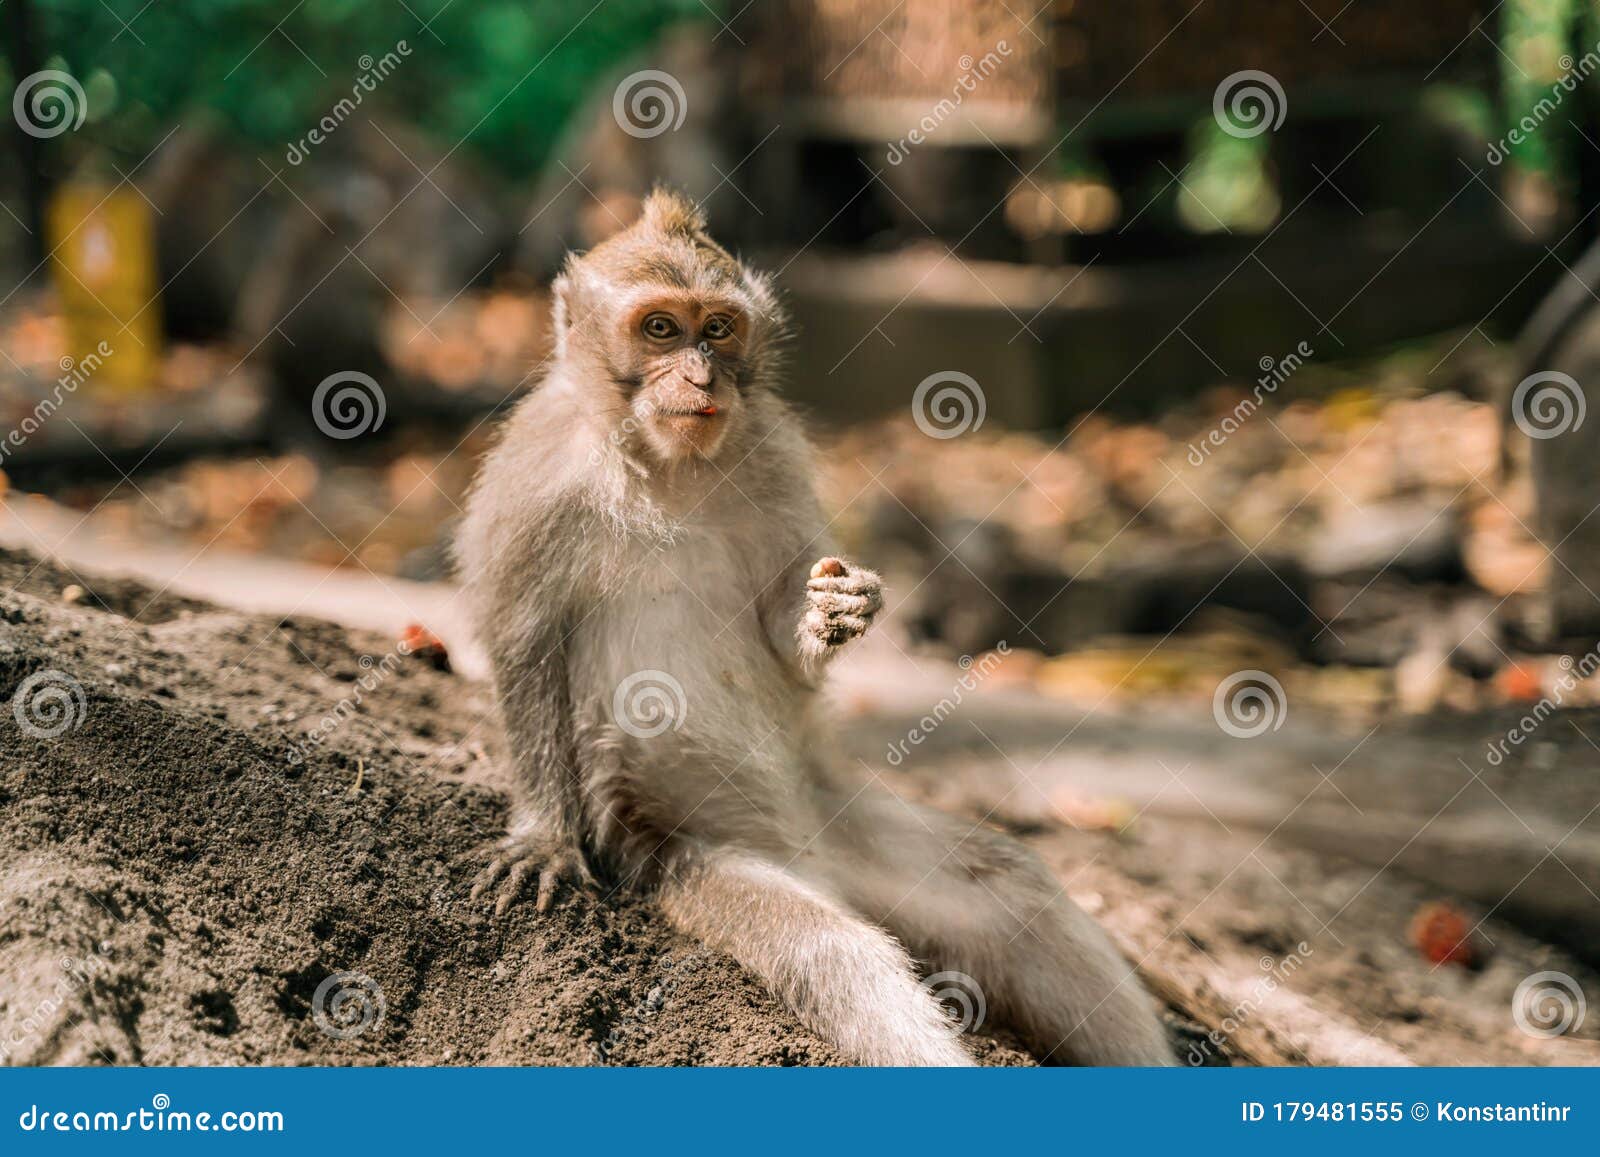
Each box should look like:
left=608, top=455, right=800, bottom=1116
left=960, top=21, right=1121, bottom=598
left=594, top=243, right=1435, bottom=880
left=458, top=190, right=1173, bottom=1066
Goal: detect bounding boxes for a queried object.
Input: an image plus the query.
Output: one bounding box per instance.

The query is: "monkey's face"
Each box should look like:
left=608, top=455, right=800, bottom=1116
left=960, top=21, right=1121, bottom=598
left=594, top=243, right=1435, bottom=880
left=618, top=294, right=749, bottom=463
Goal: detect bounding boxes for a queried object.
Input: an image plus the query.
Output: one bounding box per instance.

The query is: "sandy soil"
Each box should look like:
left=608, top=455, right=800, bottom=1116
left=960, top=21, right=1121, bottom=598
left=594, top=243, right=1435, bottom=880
left=3, top=543, right=1595, bottom=1067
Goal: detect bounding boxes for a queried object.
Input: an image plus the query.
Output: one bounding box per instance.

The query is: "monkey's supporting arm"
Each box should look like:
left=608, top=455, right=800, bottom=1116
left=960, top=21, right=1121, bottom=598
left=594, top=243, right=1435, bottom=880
left=471, top=610, right=595, bottom=916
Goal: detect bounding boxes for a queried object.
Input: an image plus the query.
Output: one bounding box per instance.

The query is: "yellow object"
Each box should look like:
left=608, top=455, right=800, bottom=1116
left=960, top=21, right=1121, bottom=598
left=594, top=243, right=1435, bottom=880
left=46, top=182, right=162, bottom=391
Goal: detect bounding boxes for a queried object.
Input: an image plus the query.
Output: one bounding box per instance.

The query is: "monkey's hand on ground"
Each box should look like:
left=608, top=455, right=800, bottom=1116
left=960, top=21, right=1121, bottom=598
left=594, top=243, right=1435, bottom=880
left=470, top=826, right=595, bottom=919
left=799, top=557, right=883, bottom=660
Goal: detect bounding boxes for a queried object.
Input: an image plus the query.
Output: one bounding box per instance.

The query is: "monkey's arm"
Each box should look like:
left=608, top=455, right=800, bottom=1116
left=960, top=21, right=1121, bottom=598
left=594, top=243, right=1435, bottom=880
left=471, top=601, right=595, bottom=916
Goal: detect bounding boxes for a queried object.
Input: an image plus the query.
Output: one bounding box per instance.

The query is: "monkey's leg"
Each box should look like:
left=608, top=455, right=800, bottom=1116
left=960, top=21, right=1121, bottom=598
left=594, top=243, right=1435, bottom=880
left=656, top=849, right=974, bottom=1066
left=806, top=790, right=1174, bottom=1066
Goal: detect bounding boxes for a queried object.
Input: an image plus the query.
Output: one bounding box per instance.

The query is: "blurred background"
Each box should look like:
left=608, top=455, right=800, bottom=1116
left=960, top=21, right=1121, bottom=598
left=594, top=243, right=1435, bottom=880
left=4, top=0, right=1600, bottom=1063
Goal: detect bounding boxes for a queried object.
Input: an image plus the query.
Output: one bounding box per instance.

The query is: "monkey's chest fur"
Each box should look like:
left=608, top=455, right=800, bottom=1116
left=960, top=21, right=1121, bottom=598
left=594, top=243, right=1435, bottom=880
left=568, top=523, right=823, bottom=856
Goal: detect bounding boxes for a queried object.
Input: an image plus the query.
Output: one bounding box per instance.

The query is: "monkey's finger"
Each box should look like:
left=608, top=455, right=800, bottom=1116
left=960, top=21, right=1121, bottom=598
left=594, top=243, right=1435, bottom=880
left=807, top=572, right=882, bottom=599
left=806, top=590, right=876, bottom=617
left=536, top=864, right=564, bottom=913
left=827, top=613, right=874, bottom=639
left=470, top=857, right=509, bottom=903
left=495, top=859, right=537, bottom=918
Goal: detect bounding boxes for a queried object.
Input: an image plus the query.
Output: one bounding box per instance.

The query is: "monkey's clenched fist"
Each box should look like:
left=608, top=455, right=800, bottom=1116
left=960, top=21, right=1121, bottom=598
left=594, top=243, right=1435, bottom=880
left=801, top=557, right=883, bottom=653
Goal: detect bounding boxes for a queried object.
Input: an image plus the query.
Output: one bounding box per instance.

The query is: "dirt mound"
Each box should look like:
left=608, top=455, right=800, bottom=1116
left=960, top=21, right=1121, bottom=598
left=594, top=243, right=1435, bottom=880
left=5, top=546, right=1013, bottom=1066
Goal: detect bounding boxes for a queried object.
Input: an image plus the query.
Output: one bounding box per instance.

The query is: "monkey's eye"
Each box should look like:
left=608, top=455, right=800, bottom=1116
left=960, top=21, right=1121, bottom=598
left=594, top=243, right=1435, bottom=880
left=702, top=315, right=735, bottom=342
left=641, top=313, right=681, bottom=341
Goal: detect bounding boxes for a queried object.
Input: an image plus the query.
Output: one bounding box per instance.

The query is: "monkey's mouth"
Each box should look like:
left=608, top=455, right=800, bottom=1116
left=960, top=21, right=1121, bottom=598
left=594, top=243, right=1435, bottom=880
left=656, top=405, right=720, bottom=419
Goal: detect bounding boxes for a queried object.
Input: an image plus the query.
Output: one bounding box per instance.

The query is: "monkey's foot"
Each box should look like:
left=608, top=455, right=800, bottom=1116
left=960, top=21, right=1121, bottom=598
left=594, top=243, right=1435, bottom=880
left=470, top=836, right=594, bottom=919
left=801, top=558, right=883, bottom=653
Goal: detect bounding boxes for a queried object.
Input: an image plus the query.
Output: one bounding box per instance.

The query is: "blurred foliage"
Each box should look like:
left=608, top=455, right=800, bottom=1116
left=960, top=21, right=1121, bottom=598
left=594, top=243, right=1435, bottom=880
left=1499, top=0, right=1579, bottom=175
left=12, top=0, right=708, bottom=177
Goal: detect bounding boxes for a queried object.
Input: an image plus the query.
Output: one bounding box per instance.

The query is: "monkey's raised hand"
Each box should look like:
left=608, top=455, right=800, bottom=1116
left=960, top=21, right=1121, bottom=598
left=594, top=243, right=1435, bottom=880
left=470, top=826, right=594, bottom=919
left=800, top=557, right=883, bottom=654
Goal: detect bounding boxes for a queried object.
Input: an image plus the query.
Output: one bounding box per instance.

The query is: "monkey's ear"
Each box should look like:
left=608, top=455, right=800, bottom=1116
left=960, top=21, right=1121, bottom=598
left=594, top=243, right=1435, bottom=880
left=640, top=187, right=706, bottom=238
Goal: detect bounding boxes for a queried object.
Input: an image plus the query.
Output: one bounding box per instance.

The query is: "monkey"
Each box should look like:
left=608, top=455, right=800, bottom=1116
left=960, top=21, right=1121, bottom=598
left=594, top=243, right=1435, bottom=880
left=456, top=189, right=1174, bottom=1067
